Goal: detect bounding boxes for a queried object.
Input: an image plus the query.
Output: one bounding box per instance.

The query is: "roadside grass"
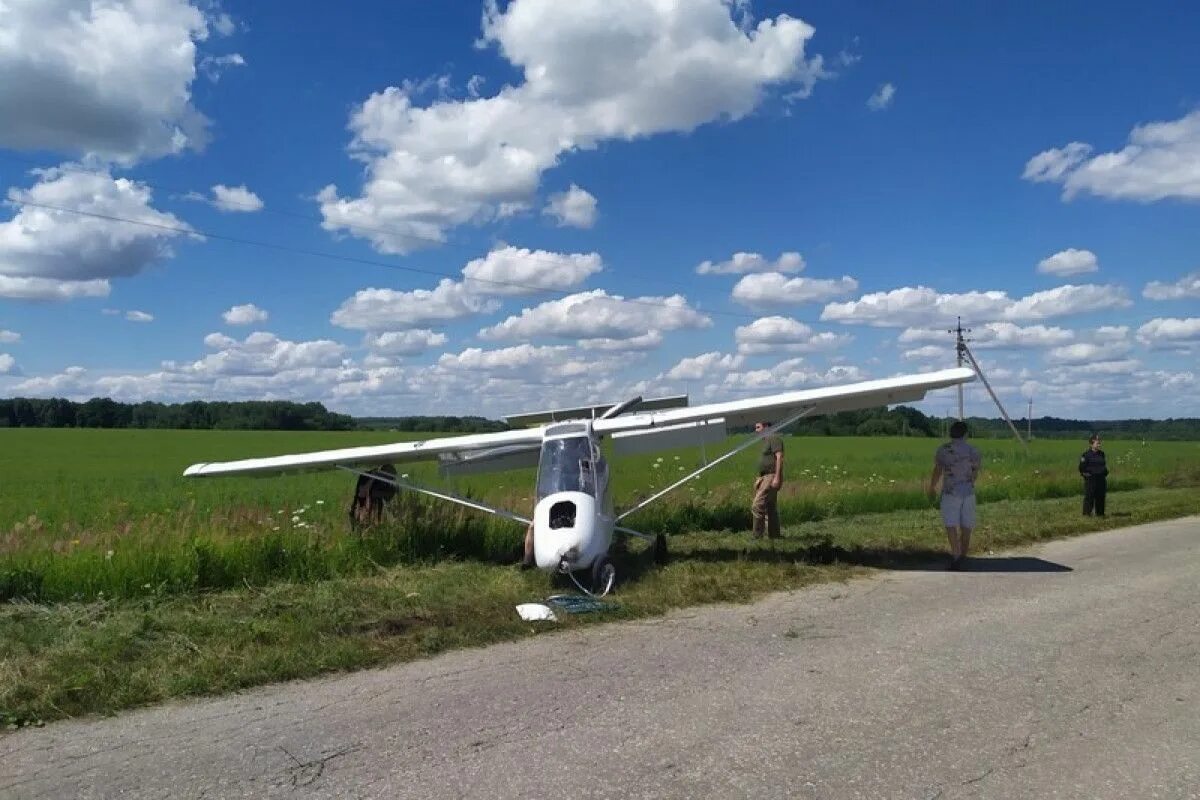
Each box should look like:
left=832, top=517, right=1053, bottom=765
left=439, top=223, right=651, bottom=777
left=2, top=487, right=1197, bottom=728
left=4, top=430, right=1197, bottom=603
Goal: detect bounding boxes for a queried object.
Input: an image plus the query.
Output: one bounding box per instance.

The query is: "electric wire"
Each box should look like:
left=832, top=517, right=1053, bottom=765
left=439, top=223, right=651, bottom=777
left=6, top=197, right=795, bottom=325
left=0, top=154, right=827, bottom=322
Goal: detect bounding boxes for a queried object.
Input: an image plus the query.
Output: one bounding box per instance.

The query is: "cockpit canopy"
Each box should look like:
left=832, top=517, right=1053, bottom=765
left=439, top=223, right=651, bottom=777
left=536, top=435, right=606, bottom=500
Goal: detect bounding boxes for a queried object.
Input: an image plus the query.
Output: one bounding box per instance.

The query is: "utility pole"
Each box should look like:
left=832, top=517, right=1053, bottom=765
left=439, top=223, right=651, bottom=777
left=1027, top=396, right=1033, bottom=442
left=946, top=316, right=1027, bottom=450
left=948, top=317, right=971, bottom=420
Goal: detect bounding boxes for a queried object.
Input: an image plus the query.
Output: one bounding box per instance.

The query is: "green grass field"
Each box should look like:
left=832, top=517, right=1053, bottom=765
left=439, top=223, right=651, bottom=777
left=1, top=428, right=1198, bottom=725
left=2, top=428, right=1198, bottom=602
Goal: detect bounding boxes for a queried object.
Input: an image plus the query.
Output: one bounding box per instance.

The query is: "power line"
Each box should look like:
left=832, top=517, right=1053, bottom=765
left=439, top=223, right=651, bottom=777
left=0, top=154, right=826, bottom=317
left=9, top=197, right=779, bottom=324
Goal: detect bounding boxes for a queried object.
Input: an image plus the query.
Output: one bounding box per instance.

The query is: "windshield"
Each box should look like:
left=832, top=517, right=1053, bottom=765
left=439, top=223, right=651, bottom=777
left=536, top=436, right=599, bottom=499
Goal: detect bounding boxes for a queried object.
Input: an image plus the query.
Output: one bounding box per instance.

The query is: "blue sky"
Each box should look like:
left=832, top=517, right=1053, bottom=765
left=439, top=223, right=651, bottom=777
left=1, top=0, right=1198, bottom=420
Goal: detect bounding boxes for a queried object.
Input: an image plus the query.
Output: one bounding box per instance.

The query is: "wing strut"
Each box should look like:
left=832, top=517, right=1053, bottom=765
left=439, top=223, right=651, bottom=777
left=616, top=405, right=816, bottom=523
left=337, top=466, right=531, bottom=527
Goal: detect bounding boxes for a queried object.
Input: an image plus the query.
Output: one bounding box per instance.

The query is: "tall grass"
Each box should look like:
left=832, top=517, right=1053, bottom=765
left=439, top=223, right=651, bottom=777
left=2, top=429, right=1197, bottom=602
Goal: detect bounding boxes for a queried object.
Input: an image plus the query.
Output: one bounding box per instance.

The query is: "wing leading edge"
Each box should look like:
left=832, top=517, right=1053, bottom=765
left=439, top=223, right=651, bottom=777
left=183, top=368, right=974, bottom=478
left=183, top=426, right=546, bottom=478
left=593, top=367, right=976, bottom=437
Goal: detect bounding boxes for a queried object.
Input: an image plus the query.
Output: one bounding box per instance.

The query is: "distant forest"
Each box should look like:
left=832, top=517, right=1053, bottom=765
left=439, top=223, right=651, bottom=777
left=786, top=407, right=1200, bottom=441
left=0, top=397, right=354, bottom=431
left=1, top=397, right=1197, bottom=439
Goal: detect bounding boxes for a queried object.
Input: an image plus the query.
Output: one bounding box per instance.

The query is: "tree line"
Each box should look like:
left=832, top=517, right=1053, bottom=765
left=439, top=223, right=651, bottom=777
left=0, top=398, right=355, bottom=431
left=746, top=406, right=1200, bottom=440
left=2, top=397, right=1196, bottom=439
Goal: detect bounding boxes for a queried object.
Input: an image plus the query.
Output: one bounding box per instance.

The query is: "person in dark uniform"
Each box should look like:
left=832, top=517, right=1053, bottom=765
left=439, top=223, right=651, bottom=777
left=1079, top=434, right=1108, bottom=516
left=751, top=420, right=784, bottom=538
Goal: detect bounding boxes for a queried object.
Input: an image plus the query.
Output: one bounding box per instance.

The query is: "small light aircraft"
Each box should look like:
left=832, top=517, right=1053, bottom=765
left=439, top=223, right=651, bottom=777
left=184, top=367, right=974, bottom=596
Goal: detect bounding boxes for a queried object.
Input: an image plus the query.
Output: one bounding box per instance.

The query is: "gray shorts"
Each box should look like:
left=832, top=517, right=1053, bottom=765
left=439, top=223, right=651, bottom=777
left=940, top=493, right=976, bottom=528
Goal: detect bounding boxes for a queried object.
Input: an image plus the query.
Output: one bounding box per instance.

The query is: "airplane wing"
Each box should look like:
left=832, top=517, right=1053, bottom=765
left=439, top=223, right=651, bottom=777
left=183, top=426, right=545, bottom=478
left=594, top=367, right=975, bottom=439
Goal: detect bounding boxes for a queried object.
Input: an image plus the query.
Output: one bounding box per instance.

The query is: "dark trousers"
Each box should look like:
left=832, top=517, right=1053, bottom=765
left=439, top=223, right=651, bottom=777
left=1083, top=475, right=1107, bottom=516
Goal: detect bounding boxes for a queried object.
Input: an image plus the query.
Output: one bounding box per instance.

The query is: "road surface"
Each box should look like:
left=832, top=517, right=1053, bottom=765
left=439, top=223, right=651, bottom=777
left=3, top=517, right=1198, bottom=799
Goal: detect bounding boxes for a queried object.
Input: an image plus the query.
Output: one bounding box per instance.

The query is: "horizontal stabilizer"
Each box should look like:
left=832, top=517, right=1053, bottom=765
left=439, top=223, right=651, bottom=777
left=611, top=418, right=726, bottom=456
left=504, top=394, right=688, bottom=427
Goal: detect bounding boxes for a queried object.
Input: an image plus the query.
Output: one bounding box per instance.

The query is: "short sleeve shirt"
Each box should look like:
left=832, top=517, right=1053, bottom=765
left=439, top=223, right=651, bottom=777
left=936, top=439, right=981, bottom=496
left=758, top=435, right=783, bottom=476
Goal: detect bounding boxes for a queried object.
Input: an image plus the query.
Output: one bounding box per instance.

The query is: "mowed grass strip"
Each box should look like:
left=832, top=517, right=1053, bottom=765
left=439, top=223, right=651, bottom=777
left=4, top=429, right=1198, bottom=602
left=3, top=487, right=1198, bottom=727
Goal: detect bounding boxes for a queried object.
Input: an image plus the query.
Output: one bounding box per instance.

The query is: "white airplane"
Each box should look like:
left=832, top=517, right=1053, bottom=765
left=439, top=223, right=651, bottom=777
left=184, top=367, right=974, bottom=596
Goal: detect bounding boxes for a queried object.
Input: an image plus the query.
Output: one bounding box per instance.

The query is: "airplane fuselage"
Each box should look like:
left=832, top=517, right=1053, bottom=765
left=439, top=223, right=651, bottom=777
left=530, top=421, right=614, bottom=572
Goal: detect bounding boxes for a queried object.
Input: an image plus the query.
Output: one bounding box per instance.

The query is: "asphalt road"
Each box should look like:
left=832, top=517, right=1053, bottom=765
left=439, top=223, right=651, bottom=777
left=3, top=517, right=1198, bottom=800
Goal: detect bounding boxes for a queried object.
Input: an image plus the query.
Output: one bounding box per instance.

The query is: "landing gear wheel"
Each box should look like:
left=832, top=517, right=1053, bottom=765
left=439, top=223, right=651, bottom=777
left=591, top=556, right=616, bottom=597
left=653, top=533, right=669, bottom=565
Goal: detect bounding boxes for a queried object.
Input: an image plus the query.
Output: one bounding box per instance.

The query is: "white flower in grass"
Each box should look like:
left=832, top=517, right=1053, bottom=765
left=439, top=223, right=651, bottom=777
left=316, top=500, right=325, bottom=505
left=273, top=526, right=281, bottom=531
left=105, top=550, right=114, bottom=560
left=291, top=516, right=301, bottom=523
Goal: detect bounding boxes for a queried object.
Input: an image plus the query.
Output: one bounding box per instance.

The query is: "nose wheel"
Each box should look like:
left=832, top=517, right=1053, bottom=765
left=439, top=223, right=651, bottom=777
left=591, top=556, right=616, bottom=597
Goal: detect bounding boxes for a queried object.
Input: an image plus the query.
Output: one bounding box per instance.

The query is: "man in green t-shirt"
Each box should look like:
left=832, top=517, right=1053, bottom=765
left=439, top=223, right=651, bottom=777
left=752, top=420, right=784, bottom=538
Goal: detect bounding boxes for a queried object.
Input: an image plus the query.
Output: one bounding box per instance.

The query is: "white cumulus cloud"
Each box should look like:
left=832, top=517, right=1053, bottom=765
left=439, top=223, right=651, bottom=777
left=478, top=289, right=710, bottom=342
left=461, top=245, right=602, bottom=295
left=365, top=329, right=448, bottom=357
left=1022, top=110, right=1200, bottom=202
left=697, top=251, right=804, bottom=275
left=1004, top=284, right=1131, bottom=321
left=331, top=279, right=501, bottom=331
left=222, top=303, right=269, bottom=325
left=822, top=284, right=1130, bottom=327
left=0, top=330, right=19, bottom=343
left=318, top=0, right=826, bottom=253
left=0, top=353, right=18, bottom=375
left=867, top=82, right=895, bottom=111
left=1143, top=270, right=1200, bottom=301
left=717, top=361, right=868, bottom=393
left=125, top=310, right=154, bottom=323
left=663, top=352, right=744, bottom=382
left=0, top=166, right=195, bottom=300
left=1046, top=341, right=1133, bottom=365
left=199, top=52, right=246, bottom=82
left=0, top=0, right=216, bottom=163
left=1037, top=248, right=1098, bottom=276
left=543, top=185, right=598, bottom=228
left=732, top=272, right=858, bottom=307
left=210, top=184, right=264, bottom=212
left=1136, top=317, right=1200, bottom=349
left=734, top=316, right=851, bottom=354
left=171, top=331, right=347, bottom=376
left=898, top=323, right=1075, bottom=349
